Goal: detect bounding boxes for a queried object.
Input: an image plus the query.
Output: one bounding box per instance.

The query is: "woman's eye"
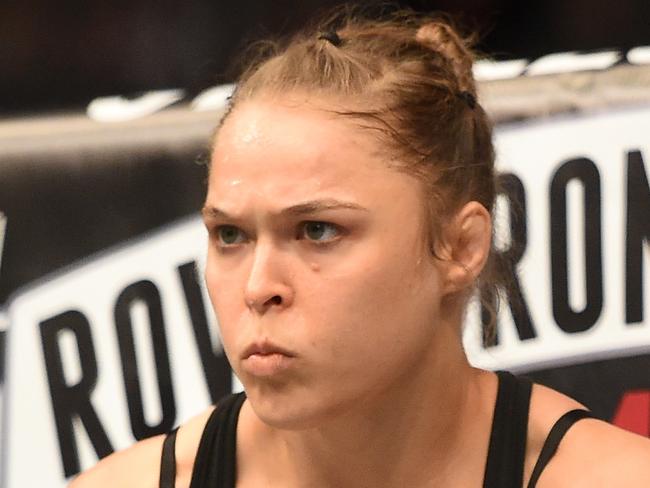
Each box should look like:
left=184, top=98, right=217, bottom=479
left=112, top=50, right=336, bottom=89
left=215, top=225, right=245, bottom=246
left=301, top=221, right=339, bottom=242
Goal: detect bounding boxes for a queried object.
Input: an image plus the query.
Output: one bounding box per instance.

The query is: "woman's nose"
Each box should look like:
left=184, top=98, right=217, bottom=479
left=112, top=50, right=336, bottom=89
left=243, top=241, right=294, bottom=314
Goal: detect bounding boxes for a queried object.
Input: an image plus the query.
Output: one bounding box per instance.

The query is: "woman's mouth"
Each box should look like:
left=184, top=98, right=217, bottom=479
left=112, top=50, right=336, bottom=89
left=240, top=340, right=297, bottom=377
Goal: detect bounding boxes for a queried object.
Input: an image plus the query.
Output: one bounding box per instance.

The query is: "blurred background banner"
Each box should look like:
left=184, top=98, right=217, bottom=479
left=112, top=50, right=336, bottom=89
left=0, top=1, right=649, bottom=487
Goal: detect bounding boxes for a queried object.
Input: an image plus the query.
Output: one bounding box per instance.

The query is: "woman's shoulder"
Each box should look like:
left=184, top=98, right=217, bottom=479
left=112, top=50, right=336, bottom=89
left=527, top=381, right=650, bottom=487
left=68, top=405, right=216, bottom=488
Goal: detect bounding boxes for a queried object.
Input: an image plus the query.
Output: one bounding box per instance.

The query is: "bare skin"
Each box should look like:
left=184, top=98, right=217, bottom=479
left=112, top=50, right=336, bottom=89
left=70, top=97, right=650, bottom=487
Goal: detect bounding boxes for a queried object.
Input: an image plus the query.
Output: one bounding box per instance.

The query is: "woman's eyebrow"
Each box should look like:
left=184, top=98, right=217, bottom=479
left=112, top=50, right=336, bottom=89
left=279, top=199, right=369, bottom=216
left=202, top=199, right=369, bottom=220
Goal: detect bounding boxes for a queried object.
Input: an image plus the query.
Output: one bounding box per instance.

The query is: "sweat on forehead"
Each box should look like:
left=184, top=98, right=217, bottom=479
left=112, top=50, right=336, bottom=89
left=211, top=96, right=389, bottom=169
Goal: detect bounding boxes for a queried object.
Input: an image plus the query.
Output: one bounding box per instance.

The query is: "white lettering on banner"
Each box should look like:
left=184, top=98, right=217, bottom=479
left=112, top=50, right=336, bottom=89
left=472, top=46, right=648, bottom=81
left=472, top=59, right=528, bottom=81
left=2, top=217, right=235, bottom=488
left=464, top=106, right=650, bottom=372
left=628, top=46, right=650, bottom=65
left=525, top=50, right=621, bottom=76
left=1, top=107, right=649, bottom=488
left=190, top=84, right=237, bottom=112
left=86, top=89, right=186, bottom=122
left=85, top=48, right=650, bottom=123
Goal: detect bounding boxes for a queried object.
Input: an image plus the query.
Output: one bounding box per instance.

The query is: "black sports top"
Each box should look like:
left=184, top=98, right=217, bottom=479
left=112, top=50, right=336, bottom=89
left=159, top=371, right=596, bottom=487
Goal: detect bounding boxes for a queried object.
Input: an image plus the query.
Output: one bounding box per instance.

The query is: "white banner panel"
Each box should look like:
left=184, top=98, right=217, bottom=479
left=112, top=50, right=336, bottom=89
left=2, top=218, right=237, bottom=487
left=465, top=105, right=650, bottom=371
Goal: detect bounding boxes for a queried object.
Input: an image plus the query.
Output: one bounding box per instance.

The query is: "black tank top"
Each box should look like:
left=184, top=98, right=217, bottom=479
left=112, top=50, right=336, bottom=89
left=159, top=371, right=596, bottom=487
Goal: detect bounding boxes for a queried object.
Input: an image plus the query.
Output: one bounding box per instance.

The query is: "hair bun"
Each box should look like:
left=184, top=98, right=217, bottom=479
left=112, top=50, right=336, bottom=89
left=415, top=21, right=476, bottom=95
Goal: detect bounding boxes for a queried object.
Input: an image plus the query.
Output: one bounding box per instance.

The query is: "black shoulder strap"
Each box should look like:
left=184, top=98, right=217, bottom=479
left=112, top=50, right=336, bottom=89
left=158, top=394, right=241, bottom=488
left=526, top=409, right=596, bottom=488
left=483, top=370, right=533, bottom=488
left=190, top=392, right=246, bottom=488
left=159, top=427, right=179, bottom=488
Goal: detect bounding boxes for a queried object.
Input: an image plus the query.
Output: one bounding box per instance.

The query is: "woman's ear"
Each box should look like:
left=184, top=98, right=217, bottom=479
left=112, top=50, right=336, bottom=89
left=441, top=201, right=492, bottom=295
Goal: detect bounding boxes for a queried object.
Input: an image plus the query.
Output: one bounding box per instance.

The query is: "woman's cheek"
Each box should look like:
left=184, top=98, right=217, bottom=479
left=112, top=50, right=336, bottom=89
left=337, top=255, right=432, bottom=352
left=317, top=273, right=403, bottom=354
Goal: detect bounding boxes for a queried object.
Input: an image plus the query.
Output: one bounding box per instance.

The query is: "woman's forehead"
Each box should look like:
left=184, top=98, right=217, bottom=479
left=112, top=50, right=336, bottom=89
left=206, top=100, right=423, bottom=214
left=211, top=101, right=394, bottom=186
left=214, top=99, right=371, bottom=157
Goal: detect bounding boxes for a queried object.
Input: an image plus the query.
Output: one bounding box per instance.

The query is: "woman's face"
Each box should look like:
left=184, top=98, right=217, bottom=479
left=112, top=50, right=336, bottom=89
left=204, top=97, right=449, bottom=429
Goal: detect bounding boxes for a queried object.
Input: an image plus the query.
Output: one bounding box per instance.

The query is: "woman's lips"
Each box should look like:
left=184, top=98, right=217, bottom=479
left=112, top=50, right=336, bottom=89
left=241, top=352, right=296, bottom=377
left=240, top=341, right=297, bottom=377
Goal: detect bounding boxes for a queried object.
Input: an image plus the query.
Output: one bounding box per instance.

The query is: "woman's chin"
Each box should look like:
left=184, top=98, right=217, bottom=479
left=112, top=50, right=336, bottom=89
left=245, top=387, right=348, bottom=431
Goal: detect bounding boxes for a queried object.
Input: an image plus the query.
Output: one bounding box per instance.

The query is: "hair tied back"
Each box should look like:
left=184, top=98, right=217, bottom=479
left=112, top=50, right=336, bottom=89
left=457, top=91, right=477, bottom=109
left=318, top=31, right=343, bottom=47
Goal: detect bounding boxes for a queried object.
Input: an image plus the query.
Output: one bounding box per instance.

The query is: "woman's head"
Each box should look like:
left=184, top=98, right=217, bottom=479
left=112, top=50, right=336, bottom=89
left=228, top=9, right=496, bottom=257
left=202, top=9, right=496, bottom=427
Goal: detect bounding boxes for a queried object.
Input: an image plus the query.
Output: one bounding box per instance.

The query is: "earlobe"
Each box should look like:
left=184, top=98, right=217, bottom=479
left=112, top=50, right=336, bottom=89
left=443, top=201, right=492, bottom=294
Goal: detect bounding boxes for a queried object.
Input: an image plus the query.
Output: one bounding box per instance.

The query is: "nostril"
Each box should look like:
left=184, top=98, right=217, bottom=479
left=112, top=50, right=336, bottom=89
left=270, top=295, right=282, bottom=305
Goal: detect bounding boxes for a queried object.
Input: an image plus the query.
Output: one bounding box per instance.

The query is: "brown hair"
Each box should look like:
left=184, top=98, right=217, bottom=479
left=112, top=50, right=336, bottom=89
left=219, top=7, right=500, bottom=341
